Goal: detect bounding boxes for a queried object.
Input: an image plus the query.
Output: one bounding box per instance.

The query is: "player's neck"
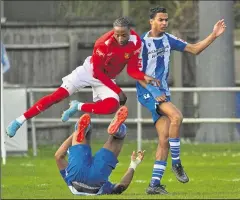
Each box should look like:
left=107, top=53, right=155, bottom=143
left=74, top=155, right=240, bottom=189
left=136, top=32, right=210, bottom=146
left=149, top=30, right=164, bottom=38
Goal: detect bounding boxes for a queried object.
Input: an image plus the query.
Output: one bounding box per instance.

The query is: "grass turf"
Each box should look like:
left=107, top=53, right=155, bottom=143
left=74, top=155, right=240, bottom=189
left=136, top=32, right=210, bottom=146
left=2, top=141, right=240, bottom=199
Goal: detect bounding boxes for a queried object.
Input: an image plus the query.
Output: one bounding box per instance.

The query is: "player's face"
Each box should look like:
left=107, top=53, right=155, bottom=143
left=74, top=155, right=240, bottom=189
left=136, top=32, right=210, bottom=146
left=150, top=12, right=168, bottom=34
left=113, top=26, right=130, bottom=46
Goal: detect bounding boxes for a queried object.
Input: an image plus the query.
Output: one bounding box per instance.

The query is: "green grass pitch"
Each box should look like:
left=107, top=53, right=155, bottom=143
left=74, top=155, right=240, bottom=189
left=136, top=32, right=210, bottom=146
left=2, top=141, right=240, bottom=199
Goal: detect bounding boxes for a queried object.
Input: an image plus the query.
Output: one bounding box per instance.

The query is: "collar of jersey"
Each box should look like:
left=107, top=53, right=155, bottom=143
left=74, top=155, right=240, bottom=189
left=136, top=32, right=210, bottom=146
left=144, top=31, right=165, bottom=40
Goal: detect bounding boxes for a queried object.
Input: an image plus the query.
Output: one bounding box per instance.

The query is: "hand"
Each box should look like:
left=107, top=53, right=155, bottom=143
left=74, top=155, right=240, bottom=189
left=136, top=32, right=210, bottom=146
left=155, top=94, right=167, bottom=102
left=129, top=150, right=145, bottom=170
left=131, top=150, right=145, bottom=162
left=144, top=75, right=160, bottom=87
left=146, top=84, right=166, bottom=102
left=118, top=91, right=127, bottom=105
left=212, top=19, right=226, bottom=38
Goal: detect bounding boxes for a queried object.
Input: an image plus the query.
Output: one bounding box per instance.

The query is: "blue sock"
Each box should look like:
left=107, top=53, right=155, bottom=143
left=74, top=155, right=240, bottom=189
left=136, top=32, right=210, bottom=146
left=113, top=124, right=127, bottom=139
left=150, top=160, right=167, bottom=187
left=169, top=138, right=181, bottom=165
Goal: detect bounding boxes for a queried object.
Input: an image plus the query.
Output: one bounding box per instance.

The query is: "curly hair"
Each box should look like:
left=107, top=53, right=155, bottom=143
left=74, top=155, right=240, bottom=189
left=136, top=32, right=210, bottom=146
left=113, top=16, right=131, bottom=29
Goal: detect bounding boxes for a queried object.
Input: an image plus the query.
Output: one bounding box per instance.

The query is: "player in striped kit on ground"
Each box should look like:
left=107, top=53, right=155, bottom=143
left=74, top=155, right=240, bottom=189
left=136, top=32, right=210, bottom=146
left=136, top=6, right=226, bottom=194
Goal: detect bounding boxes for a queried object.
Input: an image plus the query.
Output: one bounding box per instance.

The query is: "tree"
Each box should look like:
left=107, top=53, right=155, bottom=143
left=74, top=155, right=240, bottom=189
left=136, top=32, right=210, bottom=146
left=57, top=0, right=199, bottom=33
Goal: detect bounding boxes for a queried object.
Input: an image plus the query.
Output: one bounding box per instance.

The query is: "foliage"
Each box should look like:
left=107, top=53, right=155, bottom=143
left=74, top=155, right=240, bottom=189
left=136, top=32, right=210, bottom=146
left=57, top=0, right=198, bottom=33
left=57, top=1, right=239, bottom=33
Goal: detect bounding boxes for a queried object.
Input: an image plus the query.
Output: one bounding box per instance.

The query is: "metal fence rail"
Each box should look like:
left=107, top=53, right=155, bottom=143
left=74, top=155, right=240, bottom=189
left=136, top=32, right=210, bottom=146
left=27, top=87, right=240, bottom=156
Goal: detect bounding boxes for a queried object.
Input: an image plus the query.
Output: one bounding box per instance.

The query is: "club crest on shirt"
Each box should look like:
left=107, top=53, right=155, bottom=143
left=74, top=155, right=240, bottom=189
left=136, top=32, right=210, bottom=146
left=124, top=53, right=130, bottom=59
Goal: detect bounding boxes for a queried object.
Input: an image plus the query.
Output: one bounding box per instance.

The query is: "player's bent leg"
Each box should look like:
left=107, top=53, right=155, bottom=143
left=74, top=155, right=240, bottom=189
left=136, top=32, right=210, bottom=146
left=61, top=98, right=120, bottom=122
left=146, top=116, right=170, bottom=195
left=88, top=147, right=118, bottom=187
left=72, top=113, right=91, bottom=145
left=158, top=102, right=189, bottom=183
left=107, top=105, right=128, bottom=135
left=6, top=87, right=70, bottom=138
left=81, top=97, right=119, bottom=114
left=88, top=123, right=126, bottom=186
left=103, top=123, right=127, bottom=158
left=158, top=102, right=183, bottom=138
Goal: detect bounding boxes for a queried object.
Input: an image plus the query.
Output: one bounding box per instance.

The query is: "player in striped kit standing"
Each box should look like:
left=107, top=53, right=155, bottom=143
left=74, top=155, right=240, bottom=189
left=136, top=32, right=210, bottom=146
left=136, top=6, right=226, bottom=194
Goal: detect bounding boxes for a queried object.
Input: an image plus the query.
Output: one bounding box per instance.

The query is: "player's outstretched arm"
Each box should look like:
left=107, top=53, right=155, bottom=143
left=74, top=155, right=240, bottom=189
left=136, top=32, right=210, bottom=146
left=184, top=19, right=226, bottom=55
left=112, top=150, right=145, bottom=194
left=55, top=134, right=73, bottom=170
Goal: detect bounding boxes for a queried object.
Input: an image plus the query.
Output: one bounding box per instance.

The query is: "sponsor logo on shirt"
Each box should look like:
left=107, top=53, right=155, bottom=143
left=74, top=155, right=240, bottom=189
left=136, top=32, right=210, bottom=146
left=147, top=45, right=170, bottom=59
left=96, top=49, right=105, bottom=57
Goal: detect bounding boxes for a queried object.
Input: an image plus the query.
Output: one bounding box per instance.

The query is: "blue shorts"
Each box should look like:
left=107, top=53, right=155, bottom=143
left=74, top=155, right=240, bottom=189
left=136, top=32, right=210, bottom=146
left=60, top=144, right=118, bottom=187
left=137, top=92, right=171, bottom=124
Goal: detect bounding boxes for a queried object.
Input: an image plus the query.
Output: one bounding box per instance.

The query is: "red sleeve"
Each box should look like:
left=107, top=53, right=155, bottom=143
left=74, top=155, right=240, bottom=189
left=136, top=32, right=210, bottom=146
left=127, top=40, right=145, bottom=80
left=92, top=44, right=122, bottom=94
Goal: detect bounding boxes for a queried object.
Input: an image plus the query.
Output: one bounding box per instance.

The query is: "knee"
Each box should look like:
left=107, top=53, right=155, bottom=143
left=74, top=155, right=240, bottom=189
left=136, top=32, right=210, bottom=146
left=103, top=98, right=119, bottom=114
left=170, top=112, right=183, bottom=125
left=51, top=87, right=69, bottom=103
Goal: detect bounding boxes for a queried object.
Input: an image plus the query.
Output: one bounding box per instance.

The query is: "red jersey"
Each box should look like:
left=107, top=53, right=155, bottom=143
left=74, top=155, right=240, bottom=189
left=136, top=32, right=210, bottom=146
left=90, top=29, right=145, bottom=94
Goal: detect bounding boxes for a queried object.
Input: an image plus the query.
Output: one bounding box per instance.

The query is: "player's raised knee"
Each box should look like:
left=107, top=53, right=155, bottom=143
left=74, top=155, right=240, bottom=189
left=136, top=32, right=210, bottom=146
left=170, top=113, right=183, bottom=125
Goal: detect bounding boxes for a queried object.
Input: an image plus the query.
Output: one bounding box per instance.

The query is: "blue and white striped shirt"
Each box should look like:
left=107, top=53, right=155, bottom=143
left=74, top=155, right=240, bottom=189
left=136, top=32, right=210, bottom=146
left=136, top=31, right=187, bottom=96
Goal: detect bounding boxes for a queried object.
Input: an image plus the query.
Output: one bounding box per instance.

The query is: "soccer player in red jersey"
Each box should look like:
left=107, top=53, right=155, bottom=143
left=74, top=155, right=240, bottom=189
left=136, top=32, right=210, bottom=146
left=6, top=17, right=158, bottom=138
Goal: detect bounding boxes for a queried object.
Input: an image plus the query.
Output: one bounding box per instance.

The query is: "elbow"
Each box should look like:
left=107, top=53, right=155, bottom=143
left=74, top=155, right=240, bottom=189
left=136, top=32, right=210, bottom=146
left=54, top=153, right=60, bottom=160
left=190, top=47, right=200, bottom=55
left=192, top=45, right=201, bottom=55
left=117, top=184, right=128, bottom=194
left=194, top=50, right=201, bottom=55
left=54, top=152, right=63, bottom=160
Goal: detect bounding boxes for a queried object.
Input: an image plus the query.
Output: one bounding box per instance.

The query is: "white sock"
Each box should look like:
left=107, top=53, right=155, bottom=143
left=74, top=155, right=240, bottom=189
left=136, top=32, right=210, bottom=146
left=16, top=115, right=26, bottom=124
left=78, top=103, right=84, bottom=111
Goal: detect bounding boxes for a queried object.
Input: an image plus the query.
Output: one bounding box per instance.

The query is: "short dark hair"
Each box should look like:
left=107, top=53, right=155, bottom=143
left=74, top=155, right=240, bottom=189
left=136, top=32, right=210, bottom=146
left=149, top=7, right=167, bottom=19
left=113, top=17, right=131, bottom=29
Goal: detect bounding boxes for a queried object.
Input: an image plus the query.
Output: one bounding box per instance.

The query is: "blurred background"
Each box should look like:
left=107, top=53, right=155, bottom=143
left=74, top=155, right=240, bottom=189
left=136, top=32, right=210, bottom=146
left=1, top=0, right=240, bottom=156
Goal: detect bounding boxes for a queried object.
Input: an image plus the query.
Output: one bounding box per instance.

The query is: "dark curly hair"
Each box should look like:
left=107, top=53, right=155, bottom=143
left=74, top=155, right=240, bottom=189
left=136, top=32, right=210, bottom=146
left=149, top=7, right=167, bottom=19
left=113, top=17, right=131, bottom=29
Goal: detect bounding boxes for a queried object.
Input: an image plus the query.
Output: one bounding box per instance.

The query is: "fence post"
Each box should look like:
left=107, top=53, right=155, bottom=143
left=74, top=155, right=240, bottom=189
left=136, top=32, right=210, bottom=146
left=137, top=102, right=142, bottom=151
left=29, top=90, right=37, bottom=156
